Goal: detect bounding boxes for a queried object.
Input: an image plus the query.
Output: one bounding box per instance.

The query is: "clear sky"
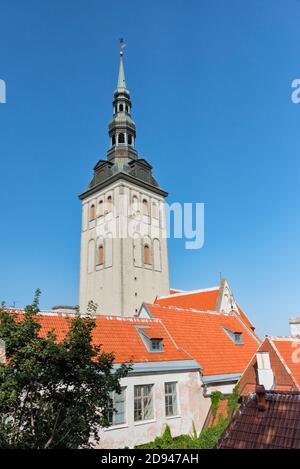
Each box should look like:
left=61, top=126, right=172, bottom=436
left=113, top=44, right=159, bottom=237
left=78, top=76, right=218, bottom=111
left=0, top=0, right=299, bottom=338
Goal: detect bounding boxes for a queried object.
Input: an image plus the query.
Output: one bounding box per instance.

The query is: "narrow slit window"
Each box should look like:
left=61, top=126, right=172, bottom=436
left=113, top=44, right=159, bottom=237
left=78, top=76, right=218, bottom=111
left=143, top=199, right=149, bottom=216
left=98, top=245, right=104, bottom=265
left=106, top=196, right=113, bottom=213
left=90, top=204, right=95, bottom=221
left=144, top=244, right=151, bottom=265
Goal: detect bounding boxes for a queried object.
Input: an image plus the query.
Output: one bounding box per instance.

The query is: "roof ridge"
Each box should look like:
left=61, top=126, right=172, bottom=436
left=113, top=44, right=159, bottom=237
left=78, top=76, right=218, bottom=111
left=103, top=316, right=160, bottom=322
left=157, top=286, right=220, bottom=300
left=148, top=303, right=236, bottom=316
left=269, top=335, right=299, bottom=341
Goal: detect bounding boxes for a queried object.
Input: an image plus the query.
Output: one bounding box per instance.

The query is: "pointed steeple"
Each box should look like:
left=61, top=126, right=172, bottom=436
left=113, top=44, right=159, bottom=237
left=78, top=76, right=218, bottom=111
left=107, top=43, right=137, bottom=161
left=117, top=54, right=127, bottom=92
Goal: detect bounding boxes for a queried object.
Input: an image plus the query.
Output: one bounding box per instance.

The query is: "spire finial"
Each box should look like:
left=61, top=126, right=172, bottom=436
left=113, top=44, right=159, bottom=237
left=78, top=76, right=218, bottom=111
left=117, top=38, right=127, bottom=91
left=119, top=38, right=126, bottom=56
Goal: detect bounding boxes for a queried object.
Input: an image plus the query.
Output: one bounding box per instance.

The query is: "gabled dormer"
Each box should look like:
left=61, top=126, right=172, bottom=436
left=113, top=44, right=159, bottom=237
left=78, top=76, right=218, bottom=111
left=136, top=325, right=164, bottom=353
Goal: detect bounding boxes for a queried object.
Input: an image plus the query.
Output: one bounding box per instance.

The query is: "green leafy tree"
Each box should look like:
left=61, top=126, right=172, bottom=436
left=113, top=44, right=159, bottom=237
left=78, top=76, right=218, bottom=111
left=0, top=290, right=130, bottom=449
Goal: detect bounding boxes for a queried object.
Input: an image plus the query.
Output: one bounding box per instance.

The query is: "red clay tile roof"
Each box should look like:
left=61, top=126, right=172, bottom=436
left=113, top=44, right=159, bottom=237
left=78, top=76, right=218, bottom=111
left=1, top=311, right=190, bottom=364
left=156, top=288, right=219, bottom=311
left=217, top=390, right=300, bottom=449
left=236, top=305, right=255, bottom=331
left=145, top=303, right=260, bottom=376
left=156, top=289, right=256, bottom=339
left=270, top=337, right=300, bottom=389
left=141, top=326, right=164, bottom=340
left=239, top=337, right=300, bottom=397
left=169, top=289, right=184, bottom=295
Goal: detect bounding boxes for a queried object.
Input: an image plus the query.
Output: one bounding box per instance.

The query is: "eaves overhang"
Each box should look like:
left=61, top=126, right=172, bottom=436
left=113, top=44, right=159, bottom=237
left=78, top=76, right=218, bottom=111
left=113, top=359, right=201, bottom=375
left=202, top=373, right=242, bottom=385
left=79, top=172, right=168, bottom=200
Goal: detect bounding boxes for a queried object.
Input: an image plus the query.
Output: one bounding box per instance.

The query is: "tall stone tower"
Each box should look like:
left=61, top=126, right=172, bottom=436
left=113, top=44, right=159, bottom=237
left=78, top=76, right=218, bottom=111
left=79, top=48, right=170, bottom=316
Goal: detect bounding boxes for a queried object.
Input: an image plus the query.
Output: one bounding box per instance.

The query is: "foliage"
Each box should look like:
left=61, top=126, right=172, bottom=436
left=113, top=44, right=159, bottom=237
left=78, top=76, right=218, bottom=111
left=227, top=384, right=239, bottom=418
left=0, top=290, right=130, bottom=449
left=210, top=391, right=224, bottom=419
left=136, top=417, right=229, bottom=449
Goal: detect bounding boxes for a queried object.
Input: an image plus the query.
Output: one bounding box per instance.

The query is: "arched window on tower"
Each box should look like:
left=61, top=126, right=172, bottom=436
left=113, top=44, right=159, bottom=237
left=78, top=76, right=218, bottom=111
left=119, top=104, right=124, bottom=112
left=125, top=105, right=129, bottom=113
left=98, top=200, right=104, bottom=217
left=132, top=195, right=139, bottom=213
left=143, top=244, right=151, bottom=265
left=143, top=199, right=149, bottom=216
left=118, top=133, right=125, bottom=144
left=90, top=204, right=95, bottom=221
left=98, top=245, right=104, bottom=265
left=106, top=195, right=113, bottom=213
left=152, top=202, right=159, bottom=219
left=128, top=134, right=132, bottom=145
left=112, top=135, right=116, bottom=146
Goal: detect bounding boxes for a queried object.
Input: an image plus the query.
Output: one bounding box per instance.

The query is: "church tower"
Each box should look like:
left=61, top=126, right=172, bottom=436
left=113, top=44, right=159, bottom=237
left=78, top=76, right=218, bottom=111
left=79, top=47, right=170, bottom=316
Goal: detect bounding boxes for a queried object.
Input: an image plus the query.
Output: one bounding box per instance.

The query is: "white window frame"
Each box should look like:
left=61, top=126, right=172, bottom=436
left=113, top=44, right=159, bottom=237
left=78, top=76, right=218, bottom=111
left=108, top=387, right=127, bottom=427
left=134, top=384, right=154, bottom=422
left=164, top=382, right=179, bottom=418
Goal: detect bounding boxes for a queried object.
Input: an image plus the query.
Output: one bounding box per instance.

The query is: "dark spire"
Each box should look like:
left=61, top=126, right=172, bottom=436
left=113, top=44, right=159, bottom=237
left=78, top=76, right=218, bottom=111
left=79, top=43, right=168, bottom=200
left=107, top=45, right=137, bottom=161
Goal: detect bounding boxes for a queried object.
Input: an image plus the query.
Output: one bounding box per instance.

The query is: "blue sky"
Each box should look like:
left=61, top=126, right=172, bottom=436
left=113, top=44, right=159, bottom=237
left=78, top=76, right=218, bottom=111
left=0, top=0, right=299, bottom=338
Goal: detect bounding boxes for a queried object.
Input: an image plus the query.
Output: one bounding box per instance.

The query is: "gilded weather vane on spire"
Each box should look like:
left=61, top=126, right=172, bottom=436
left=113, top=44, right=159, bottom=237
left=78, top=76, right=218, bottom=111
left=119, top=38, right=126, bottom=56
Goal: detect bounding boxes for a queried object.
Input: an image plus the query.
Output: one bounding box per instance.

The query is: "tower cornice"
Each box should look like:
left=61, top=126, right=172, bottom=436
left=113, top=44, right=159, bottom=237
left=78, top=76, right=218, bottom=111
left=79, top=172, right=168, bottom=200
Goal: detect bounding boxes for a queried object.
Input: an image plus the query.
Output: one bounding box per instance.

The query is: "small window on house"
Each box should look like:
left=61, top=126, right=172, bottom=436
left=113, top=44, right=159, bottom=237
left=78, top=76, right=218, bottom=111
left=108, top=387, right=126, bottom=426
left=151, top=339, right=163, bottom=351
left=98, top=245, right=104, bottom=265
left=112, top=135, right=116, bottom=146
left=165, top=382, right=178, bottom=417
left=128, top=134, right=132, bottom=145
left=90, top=204, right=95, bottom=221
left=118, top=133, right=125, bottom=144
left=106, top=195, right=113, bottom=212
left=223, top=327, right=243, bottom=345
left=134, top=384, right=154, bottom=422
left=143, top=244, right=151, bottom=265
left=119, top=104, right=124, bottom=112
left=234, top=332, right=243, bottom=344
left=143, top=199, right=149, bottom=216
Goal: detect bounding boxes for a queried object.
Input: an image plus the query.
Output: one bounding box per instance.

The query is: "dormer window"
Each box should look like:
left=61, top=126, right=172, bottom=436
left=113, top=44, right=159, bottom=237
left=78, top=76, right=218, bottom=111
left=223, top=326, right=243, bottom=345
left=137, top=326, right=164, bottom=353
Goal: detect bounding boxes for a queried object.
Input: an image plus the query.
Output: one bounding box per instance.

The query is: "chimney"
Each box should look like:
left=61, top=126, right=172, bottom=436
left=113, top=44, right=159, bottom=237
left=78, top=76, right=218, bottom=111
left=256, top=351, right=274, bottom=390
left=289, top=317, right=300, bottom=337
left=256, top=385, right=268, bottom=411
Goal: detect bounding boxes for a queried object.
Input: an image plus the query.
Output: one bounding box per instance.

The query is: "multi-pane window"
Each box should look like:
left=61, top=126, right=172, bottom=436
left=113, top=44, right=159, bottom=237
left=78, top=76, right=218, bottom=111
left=165, top=382, right=178, bottom=417
left=151, top=339, right=163, bottom=351
left=108, top=387, right=126, bottom=426
left=134, top=384, right=154, bottom=422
